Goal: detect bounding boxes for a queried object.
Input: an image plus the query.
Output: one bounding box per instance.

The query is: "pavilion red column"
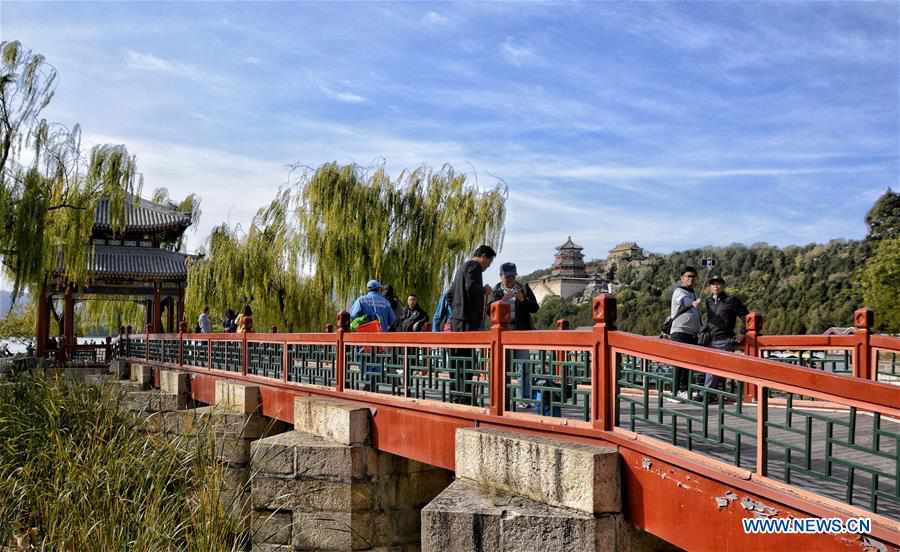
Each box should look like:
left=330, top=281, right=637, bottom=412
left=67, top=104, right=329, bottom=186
left=63, top=284, right=75, bottom=360
left=152, top=285, right=162, bottom=334
left=176, top=290, right=185, bottom=332
left=36, top=285, right=49, bottom=358
left=166, top=297, right=175, bottom=333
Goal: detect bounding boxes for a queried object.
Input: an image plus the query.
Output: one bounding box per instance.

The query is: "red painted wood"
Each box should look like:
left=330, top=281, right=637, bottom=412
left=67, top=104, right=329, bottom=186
left=370, top=407, right=473, bottom=471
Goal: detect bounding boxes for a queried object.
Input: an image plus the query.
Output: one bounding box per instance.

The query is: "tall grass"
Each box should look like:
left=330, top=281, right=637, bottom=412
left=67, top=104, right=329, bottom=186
left=0, top=373, right=249, bottom=551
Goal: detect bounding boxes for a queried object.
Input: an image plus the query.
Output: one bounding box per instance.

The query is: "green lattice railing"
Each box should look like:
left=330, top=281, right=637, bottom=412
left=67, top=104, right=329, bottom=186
left=504, top=348, right=592, bottom=421
left=345, top=345, right=491, bottom=407
left=247, top=342, right=283, bottom=379
left=287, top=344, right=336, bottom=387
left=761, top=349, right=853, bottom=375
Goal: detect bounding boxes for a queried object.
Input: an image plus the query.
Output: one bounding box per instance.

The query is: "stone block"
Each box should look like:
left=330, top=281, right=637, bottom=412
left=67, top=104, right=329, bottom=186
left=110, top=359, right=130, bottom=379
left=421, top=479, right=619, bottom=552
left=252, top=510, right=293, bottom=545
left=129, top=363, right=153, bottom=387
left=251, top=476, right=373, bottom=513
left=215, top=380, right=261, bottom=414
left=455, top=427, right=621, bottom=514
left=291, top=511, right=386, bottom=550
left=216, top=433, right=252, bottom=466
left=251, top=430, right=367, bottom=480
left=183, top=406, right=287, bottom=440
left=251, top=545, right=292, bottom=552
left=160, top=370, right=190, bottom=395
left=393, top=469, right=454, bottom=511
left=293, top=396, right=370, bottom=445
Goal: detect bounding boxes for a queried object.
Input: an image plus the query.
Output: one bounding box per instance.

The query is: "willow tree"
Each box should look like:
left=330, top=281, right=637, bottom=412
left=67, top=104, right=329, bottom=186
left=1, top=41, right=147, bottom=338
left=186, top=163, right=506, bottom=331
left=185, top=189, right=332, bottom=332
left=297, top=163, right=506, bottom=313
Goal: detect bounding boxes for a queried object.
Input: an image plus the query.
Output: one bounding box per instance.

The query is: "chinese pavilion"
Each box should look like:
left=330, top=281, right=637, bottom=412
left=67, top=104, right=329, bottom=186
left=35, top=195, right=192, bottom=361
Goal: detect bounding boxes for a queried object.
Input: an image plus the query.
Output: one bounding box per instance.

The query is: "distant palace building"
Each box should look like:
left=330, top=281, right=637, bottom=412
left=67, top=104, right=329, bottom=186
left=529, top=237, right=649, bottom=305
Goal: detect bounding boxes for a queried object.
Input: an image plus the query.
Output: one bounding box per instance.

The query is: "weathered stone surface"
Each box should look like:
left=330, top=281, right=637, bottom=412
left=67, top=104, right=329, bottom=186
left=215, top=380, right=261, bottom=414
left=293, top=396, right=370, bottom=445
left=129, top=363, right=153, bottom=388
left=252, top=510, right=292, bottom=545
left=422, top=479, right=618, bottom=552
left=251, top=430, right=366, bottom=480
left=291, top=511, right=389, bottom=550
left=251, top=544, right=292, bottom=552
left=455, top=427, right=621, bottom=514
left=216, top=433, right=252, bottom=466
left=159, top=370, right=190, bottom=395
left=251, top=476, right=372, bottom=513
left=109, top=359, right=130, bottom=379
left=182, top=406, right=288, bottom=439
left=124, top=390, right=187, bottom=414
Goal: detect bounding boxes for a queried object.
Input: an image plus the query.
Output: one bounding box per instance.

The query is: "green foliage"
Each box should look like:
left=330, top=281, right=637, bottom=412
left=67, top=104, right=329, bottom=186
left=186, top=163, right=507, bottom=331
left=0, top=373, right=247, bottom=551
left=0, top=296, right=34, bottom=341
left=861, top=237, right=900, bottom=332
left=865, top=188, right=900, bottom=243
left=1, top=41, right=140, bottom=313
left=532, top=240, right=868, bottom=335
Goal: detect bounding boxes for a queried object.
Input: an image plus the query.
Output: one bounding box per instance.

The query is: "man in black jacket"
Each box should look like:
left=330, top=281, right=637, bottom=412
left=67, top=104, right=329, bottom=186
left=703, top=275, right=749, bottom=391
left=448, top=245, right=496, bottom=332
left=395, top=294, right=429, bottom=332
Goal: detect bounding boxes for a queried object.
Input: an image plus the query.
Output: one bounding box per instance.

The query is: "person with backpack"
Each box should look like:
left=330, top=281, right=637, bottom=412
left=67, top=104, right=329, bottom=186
left=432, top=289, right=453, bottom=332
left=448, top=245, right=496, bottom=332
left=668, top=266, right=702, bottom=400
left=349, top=280, right=396, bottom=332
left=702, top=275, right=749, bottom=391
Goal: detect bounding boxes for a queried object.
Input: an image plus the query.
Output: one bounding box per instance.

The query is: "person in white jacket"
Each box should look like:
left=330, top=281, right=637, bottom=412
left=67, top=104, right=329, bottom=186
left=669, top=266, right=701, bottom=399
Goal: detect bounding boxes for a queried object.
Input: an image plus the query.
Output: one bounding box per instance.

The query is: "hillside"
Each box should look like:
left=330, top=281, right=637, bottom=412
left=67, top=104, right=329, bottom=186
left=528, top=240, right=871, bottom=336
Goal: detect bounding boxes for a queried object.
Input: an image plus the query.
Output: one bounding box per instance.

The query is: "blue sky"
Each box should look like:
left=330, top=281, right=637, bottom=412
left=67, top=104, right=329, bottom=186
left=3, top=1, right=898, bottom=274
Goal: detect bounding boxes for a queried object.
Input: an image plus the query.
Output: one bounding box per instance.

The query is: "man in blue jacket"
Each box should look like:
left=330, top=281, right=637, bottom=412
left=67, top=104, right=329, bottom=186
left=350, top=280, right=396, bottom=332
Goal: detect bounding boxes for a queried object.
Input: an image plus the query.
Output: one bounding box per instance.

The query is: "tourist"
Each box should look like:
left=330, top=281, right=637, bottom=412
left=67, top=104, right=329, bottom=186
left=222, top=309, right=237, bottom=333
left=383, top=285, right=403, bottom=320
left=349, top=280, right=396, bottom=332
left=489, top=262, right=540, bottom=408
left=448, top=245, right=496, bottom=332
left=396, top=294, right=429, bottom=332
left=198, top=306, right=211, bottom=333
left=669, top=266, right=702, bottom=400
left=432, top=289, right=453, bottom=332
left=489, top=263, right=539, bottom=330
left=702, top=275, right=749, bottom=391
left=237, top=305, right=254, bottom=333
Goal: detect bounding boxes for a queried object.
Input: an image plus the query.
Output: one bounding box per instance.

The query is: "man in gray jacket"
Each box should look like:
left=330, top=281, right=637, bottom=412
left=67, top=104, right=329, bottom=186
left=670, top=266, right=701, bottom=399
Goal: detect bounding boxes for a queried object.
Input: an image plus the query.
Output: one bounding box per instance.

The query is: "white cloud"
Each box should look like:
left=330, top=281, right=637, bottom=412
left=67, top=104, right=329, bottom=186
left=126, top=50, right=188, bottom=75
left=422, top=11, right=450, bottom=27
left=500, top=37, right=540, bottom=66
left=318, top=84, right=367, bottom=104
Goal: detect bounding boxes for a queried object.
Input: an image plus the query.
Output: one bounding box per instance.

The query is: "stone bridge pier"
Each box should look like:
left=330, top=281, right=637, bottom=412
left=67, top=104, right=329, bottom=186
left=117, top=363, right=673, bottom=552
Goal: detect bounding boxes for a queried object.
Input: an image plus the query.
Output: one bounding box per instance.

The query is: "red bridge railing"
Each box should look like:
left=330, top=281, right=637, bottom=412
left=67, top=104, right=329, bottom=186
left=122, top=296, right=900, bottom=547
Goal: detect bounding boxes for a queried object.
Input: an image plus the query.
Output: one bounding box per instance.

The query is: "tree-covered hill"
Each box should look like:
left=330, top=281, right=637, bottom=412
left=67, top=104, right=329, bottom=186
left=529, top=189, right=900, bottom=335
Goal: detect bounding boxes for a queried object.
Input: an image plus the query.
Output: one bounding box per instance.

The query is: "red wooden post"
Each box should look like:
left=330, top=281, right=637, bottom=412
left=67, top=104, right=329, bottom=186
left=591, top=294, right=616, bottom=430
left=36, top=285, right=49, bottom=358
left=177, top=327, right=184, bottom=367
left=152, top=285, right=162, bottom=334
left=282, top=335, right=290, bottom=384
left=63, top=284, right=75, bottom=363
left=743, top=312, right=763, bottom=402
left=241, top=332, right=248, bottom=377
left=175, top=290, right=185, bottom=334
left=335, top=311, right=350, bottom=393
left=490, top=302, right=510, bottom=417
left=853, top=307, right=874, bottom=380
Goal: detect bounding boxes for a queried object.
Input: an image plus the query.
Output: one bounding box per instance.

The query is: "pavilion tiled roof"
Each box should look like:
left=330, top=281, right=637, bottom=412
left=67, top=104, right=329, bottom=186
left=93, top=196, right=191, bottom=233
left=57, top=246, right=189, bottom=280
